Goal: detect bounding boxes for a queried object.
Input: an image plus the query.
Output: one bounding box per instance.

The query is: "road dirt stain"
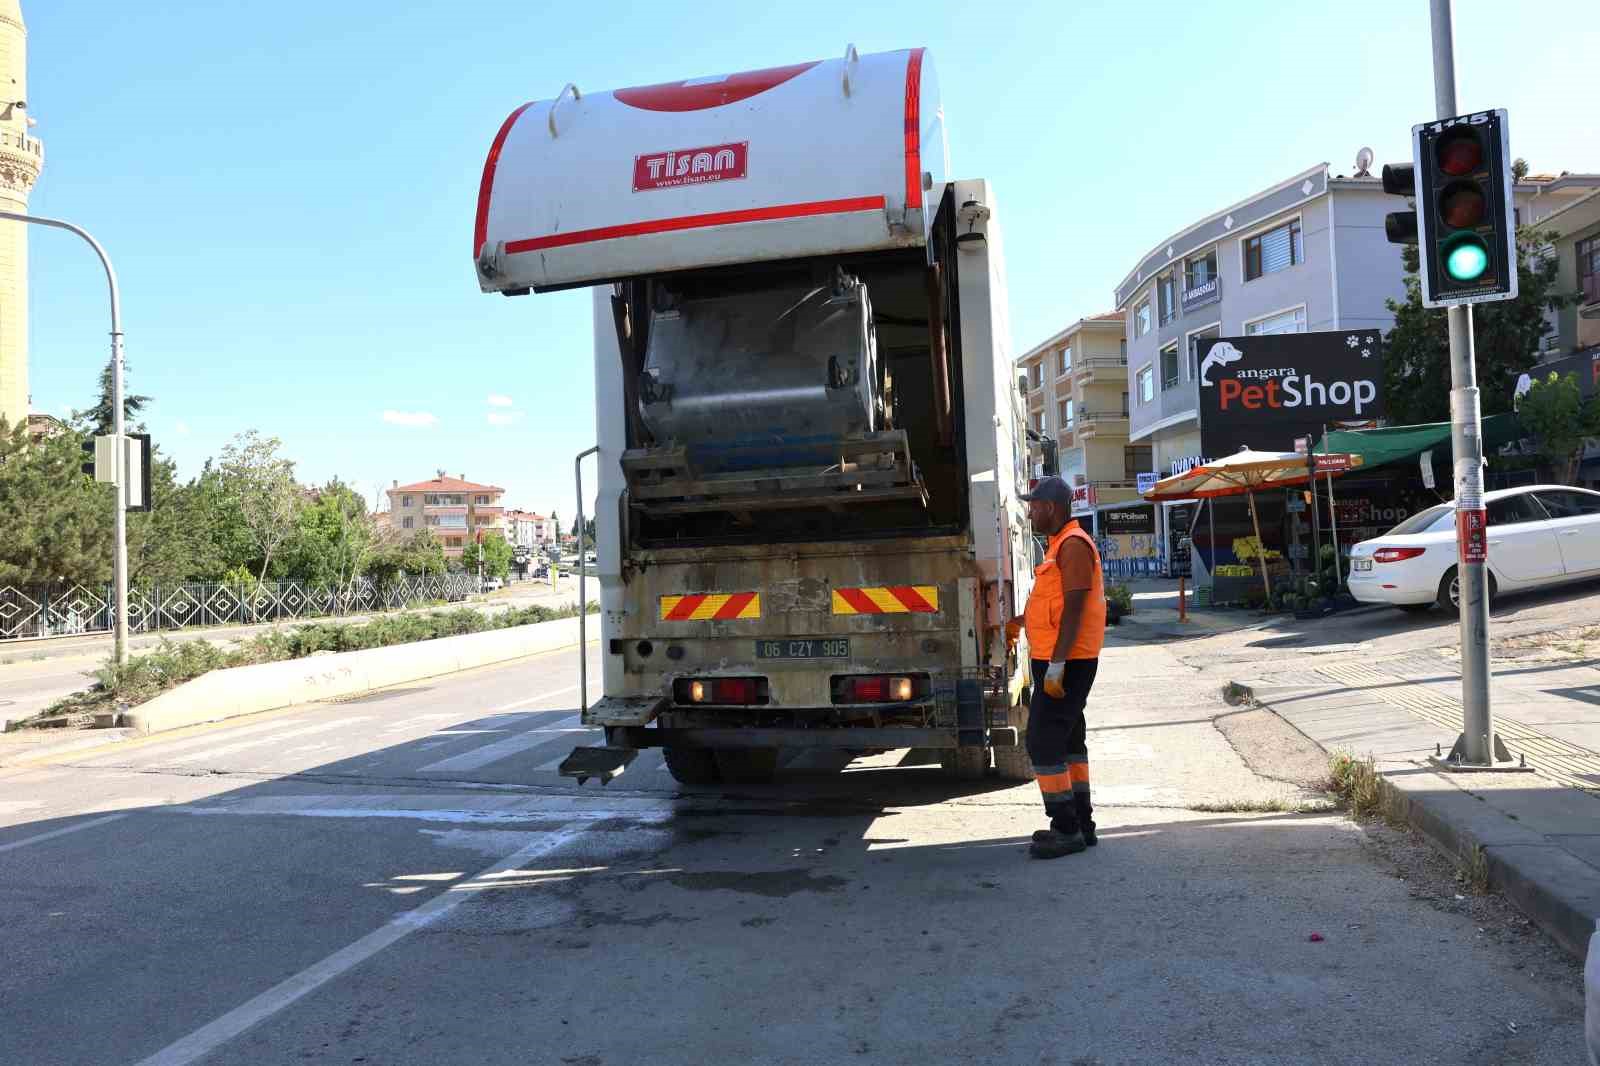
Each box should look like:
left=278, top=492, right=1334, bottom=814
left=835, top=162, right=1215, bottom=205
left=638, top=868, right=848, bottom=897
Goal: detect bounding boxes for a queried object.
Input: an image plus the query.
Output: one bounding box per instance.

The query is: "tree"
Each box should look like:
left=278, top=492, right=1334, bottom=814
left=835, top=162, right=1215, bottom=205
left=1382, top=227, right=1574, bottom=426
left=0, top=417, right=116, bottom=587
left=279, top=480, right=374, bottom=591
left=126, top=447, right=210, bottom=586
left=183, top=459, right=256, bottom=581
left=1518, top=371, right=1600, bottom=483
left=217, top=431, right=302, bottom=584
left=366, top=528, right=447, bottom=585
left=460, top=535, right=512, bottom=581
left=74, top=358, right=152, bottom=437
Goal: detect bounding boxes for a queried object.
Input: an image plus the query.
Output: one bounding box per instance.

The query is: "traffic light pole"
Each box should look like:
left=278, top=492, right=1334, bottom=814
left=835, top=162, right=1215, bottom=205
left=1430, top=0, right=1501, bottom=767
left=0, top=211, right=129, bottom=666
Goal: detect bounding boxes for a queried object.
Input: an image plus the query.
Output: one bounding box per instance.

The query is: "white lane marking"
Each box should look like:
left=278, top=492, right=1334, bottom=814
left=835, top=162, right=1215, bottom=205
left=0, top=813, right=129, bottom=854
left=132, top=824, right=591, bottom=1066
left=488, top=684, right=578, bottom=712
left=417, top=715, right=581, bottom=773
left=73, top=718, right=309, bottom=767
left=162, top=792, right=673, bottom=822
left=166, top=718, right=374, bottom=766
left=379, top=713, right=462, bottom=735
left=531, top=729, right=603, bottom=772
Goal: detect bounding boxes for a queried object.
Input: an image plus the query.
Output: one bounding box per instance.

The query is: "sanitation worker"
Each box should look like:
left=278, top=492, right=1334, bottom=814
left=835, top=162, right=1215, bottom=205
left=1006, top=475, right=1106, bottom=860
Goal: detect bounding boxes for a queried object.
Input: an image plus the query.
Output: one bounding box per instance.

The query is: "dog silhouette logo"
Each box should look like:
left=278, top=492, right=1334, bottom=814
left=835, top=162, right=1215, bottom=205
left=1199, top=341, right=1244, bottom=386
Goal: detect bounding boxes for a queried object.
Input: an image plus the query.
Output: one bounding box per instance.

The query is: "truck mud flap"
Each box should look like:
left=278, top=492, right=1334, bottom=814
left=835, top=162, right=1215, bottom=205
left=558, top=746, right=638, bottom=786
left=956, top=677, right=985, bottom=747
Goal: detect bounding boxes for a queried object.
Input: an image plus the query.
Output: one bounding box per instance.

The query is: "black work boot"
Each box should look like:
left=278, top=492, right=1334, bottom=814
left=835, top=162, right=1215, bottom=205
left=1074, top=792, right=1097, bottom=847
left=1028, top=828, right=1087, bottom=859
left=1033, top=817, right=1096, bottom=847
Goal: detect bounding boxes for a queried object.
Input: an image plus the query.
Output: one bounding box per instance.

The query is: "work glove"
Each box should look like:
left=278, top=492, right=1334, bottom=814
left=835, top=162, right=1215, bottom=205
left=1005, top=619, right=1022, bottom=653
left=1044, top=660, right=1066, bottom=699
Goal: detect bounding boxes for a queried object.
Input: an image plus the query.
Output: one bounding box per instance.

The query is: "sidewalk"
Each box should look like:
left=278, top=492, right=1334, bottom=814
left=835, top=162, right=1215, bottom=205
left=1233, top=646, right=1600, bottom=957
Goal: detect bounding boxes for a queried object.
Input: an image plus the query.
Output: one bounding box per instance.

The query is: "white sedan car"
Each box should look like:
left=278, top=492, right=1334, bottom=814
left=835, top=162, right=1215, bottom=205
left=1347, top=485, right=1600, bottom=611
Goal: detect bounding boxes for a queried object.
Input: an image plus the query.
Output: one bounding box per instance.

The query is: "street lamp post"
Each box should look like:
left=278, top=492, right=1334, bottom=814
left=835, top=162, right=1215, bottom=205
left=0, top=211, right=129, bottom=665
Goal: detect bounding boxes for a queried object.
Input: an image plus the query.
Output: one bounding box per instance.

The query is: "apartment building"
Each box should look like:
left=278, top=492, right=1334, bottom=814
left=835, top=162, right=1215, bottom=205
left=1016, top=312, right=1135, bottom=519
left=386, top=473, right=507, bottom=558
left=1115, top=160, right=1600, bottom=547
left=506, top=510, right=555, bottom=549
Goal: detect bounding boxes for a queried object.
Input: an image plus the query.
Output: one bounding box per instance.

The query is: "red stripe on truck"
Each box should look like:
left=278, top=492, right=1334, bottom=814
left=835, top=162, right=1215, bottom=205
left=474, top=101, right=535, bottom=259
left=503, top=196, right=888, bottom=254
left=904, top=48, right=925, bottom=211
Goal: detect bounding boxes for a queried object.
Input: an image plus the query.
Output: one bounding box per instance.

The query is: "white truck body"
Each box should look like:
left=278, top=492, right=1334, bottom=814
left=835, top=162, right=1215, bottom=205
left=476, top=48, right=1036, bottom=784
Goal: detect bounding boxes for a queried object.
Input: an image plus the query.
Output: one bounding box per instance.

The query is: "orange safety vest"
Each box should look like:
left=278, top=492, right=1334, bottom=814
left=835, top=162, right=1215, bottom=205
left=1024, top=520, right=1106, bottom=661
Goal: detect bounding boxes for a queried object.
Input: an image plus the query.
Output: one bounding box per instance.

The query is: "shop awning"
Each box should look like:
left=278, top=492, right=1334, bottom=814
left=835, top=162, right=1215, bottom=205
left=1313, top=413, right=1523, bottom=470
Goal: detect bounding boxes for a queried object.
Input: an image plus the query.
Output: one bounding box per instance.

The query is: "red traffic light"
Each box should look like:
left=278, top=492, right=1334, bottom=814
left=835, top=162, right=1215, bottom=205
left=1435, top=127, right=1483, bottom=176
left=1438, top=181, right=1486, bottom=229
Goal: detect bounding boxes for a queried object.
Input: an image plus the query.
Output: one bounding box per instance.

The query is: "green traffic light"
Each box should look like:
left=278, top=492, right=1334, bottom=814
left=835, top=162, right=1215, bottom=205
left=1444, top=238, right=1489, bottom=282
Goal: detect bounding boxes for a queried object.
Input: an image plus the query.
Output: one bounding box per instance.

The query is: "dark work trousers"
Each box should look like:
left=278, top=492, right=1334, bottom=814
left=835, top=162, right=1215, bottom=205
left=1026, top=658, right=1097, bottom=834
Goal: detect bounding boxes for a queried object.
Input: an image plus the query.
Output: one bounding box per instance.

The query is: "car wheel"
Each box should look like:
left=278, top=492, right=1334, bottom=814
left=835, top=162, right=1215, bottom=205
left=1436, top=567, right=1497, bottom=612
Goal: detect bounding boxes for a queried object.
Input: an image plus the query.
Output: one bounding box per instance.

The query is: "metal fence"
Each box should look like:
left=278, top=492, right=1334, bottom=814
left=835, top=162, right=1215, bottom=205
left=0, top=574, right=476, bottom=642
left=1101, top=557, right=1164, bottom=581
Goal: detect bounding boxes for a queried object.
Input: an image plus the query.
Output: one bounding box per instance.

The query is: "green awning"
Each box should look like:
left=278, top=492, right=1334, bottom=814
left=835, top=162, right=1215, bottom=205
left=1313, top=413, right=1523, bottom=470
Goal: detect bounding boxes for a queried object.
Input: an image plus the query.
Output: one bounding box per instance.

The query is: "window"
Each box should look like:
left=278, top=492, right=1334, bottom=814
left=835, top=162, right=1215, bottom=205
left=1244, top=218, right=1303, bottom=280
left=1124, top=446, right=1153, bottom=480
left=1245, top=307, right=1307, bottom=336
left=1032, top=411, right=1043, bottom=432
left=1160, top=343, right=1180, bottom=390
left=1136, top=365, right=1154, bottom=404
left=1187, top=327, right=1220, bottom=379
left=448, top=537, right=463, bottom=548
left=402, top=495, right=413, bottom=507
left=1059, top=399, right=1074, bottom=426
left=1058, top=346, right=1073, bottom=376
left=1134, top=299, right=1152, bottom=337
left=1119, top=338, right=1127, bottom=360
left=1185, top=250, right=1217, bottom=290
left=402, top=516, right=414, bottom=529
left=475, top=495, right=489, bottom=505
left=1535, top=489, right=1600, bottom=517
left=1487, top=494, right=1549, bottom=526
left=1157, top=274, right=1176, bottom=325
left=1579, top=236, right=1600, bottom=304
left=476, top=515, right=492, bottom=525
left=1121, top=391, right=1129, bottom=416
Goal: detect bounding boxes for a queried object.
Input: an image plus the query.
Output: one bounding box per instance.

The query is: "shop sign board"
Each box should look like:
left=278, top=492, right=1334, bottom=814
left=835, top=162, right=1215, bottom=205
left=1197, top=332, right=1385, bottom=457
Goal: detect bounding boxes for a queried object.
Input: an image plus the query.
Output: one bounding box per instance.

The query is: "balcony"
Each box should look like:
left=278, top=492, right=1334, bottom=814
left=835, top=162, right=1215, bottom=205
left=1074, top=410, right=1131, bottom=439
left=1074, top=356, right=1128, bottom=385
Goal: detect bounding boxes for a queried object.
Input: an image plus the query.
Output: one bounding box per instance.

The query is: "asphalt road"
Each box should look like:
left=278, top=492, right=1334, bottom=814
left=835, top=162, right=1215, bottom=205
left=0, top=634, right=1586, bottom=1065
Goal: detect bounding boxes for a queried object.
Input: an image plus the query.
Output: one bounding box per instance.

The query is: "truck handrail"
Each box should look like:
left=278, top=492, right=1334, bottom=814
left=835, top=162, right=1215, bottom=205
left=548, top=83, right=582, bottom=139
left=575, top=444, right=599, bottom=713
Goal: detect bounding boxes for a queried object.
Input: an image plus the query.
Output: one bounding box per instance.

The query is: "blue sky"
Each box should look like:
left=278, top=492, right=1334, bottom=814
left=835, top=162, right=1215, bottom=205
left=22, top=1, right=1600, bottom=520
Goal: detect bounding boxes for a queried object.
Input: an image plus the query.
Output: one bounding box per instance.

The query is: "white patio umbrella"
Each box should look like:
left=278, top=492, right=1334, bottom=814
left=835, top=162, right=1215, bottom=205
left=1142, top=448, right=1363, bottom=602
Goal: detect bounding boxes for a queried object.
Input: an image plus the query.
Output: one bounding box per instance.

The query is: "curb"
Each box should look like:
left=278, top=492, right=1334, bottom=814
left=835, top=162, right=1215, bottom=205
left=1230, top=678, right=1600, bottom=960
left=121, top=616, right=594, bottom=737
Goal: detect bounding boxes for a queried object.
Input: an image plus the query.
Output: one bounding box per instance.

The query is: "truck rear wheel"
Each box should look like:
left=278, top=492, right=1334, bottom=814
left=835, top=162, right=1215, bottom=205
left=939, top=745, right=990, bottom=779
left=713, top=748, right=779, bottom=784
left=663, top=746, right=721, bottom=785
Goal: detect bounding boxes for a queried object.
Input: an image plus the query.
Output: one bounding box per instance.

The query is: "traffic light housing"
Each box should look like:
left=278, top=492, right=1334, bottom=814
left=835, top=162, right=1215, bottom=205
left=1405, top=109, right=1517, bottom=308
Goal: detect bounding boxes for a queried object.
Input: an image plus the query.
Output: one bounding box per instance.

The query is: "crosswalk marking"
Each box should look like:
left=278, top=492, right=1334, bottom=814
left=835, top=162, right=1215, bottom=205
left=417, top=713, right=581, bottom=773
left=74, top=718, right=310, bottom=767
left=165, top=718, right=374, bottom=767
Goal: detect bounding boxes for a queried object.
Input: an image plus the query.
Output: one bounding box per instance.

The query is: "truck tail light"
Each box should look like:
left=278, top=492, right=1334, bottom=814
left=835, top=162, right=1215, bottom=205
left=674, top=677, right=767, bottom=705
left=832, top=674, right=922, bottom=704
left=1372, top=547, right=1427, bottom=564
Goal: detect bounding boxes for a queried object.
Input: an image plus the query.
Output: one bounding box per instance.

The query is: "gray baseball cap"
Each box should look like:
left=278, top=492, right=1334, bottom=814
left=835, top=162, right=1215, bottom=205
left=1018, top=475, right=1072, bottom=505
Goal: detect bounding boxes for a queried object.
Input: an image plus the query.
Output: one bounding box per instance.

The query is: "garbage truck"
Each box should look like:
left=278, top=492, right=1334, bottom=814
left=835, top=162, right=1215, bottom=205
left=473, top=46, right=1037, bottom=785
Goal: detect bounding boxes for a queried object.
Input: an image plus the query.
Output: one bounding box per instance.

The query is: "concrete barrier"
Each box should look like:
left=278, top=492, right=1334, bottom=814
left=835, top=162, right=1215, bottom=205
left=121, top=616, right=592, bottom=736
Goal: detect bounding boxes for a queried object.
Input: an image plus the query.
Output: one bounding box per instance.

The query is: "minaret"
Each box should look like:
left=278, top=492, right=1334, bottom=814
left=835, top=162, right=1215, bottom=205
left=0, top=0, right=40, bottom=432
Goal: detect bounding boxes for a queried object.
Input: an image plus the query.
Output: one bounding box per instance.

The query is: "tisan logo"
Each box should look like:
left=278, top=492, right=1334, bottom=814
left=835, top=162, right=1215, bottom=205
left=633, top=142, right=748, bottom=192
left=1202, top=339, right=1378, bottom=416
